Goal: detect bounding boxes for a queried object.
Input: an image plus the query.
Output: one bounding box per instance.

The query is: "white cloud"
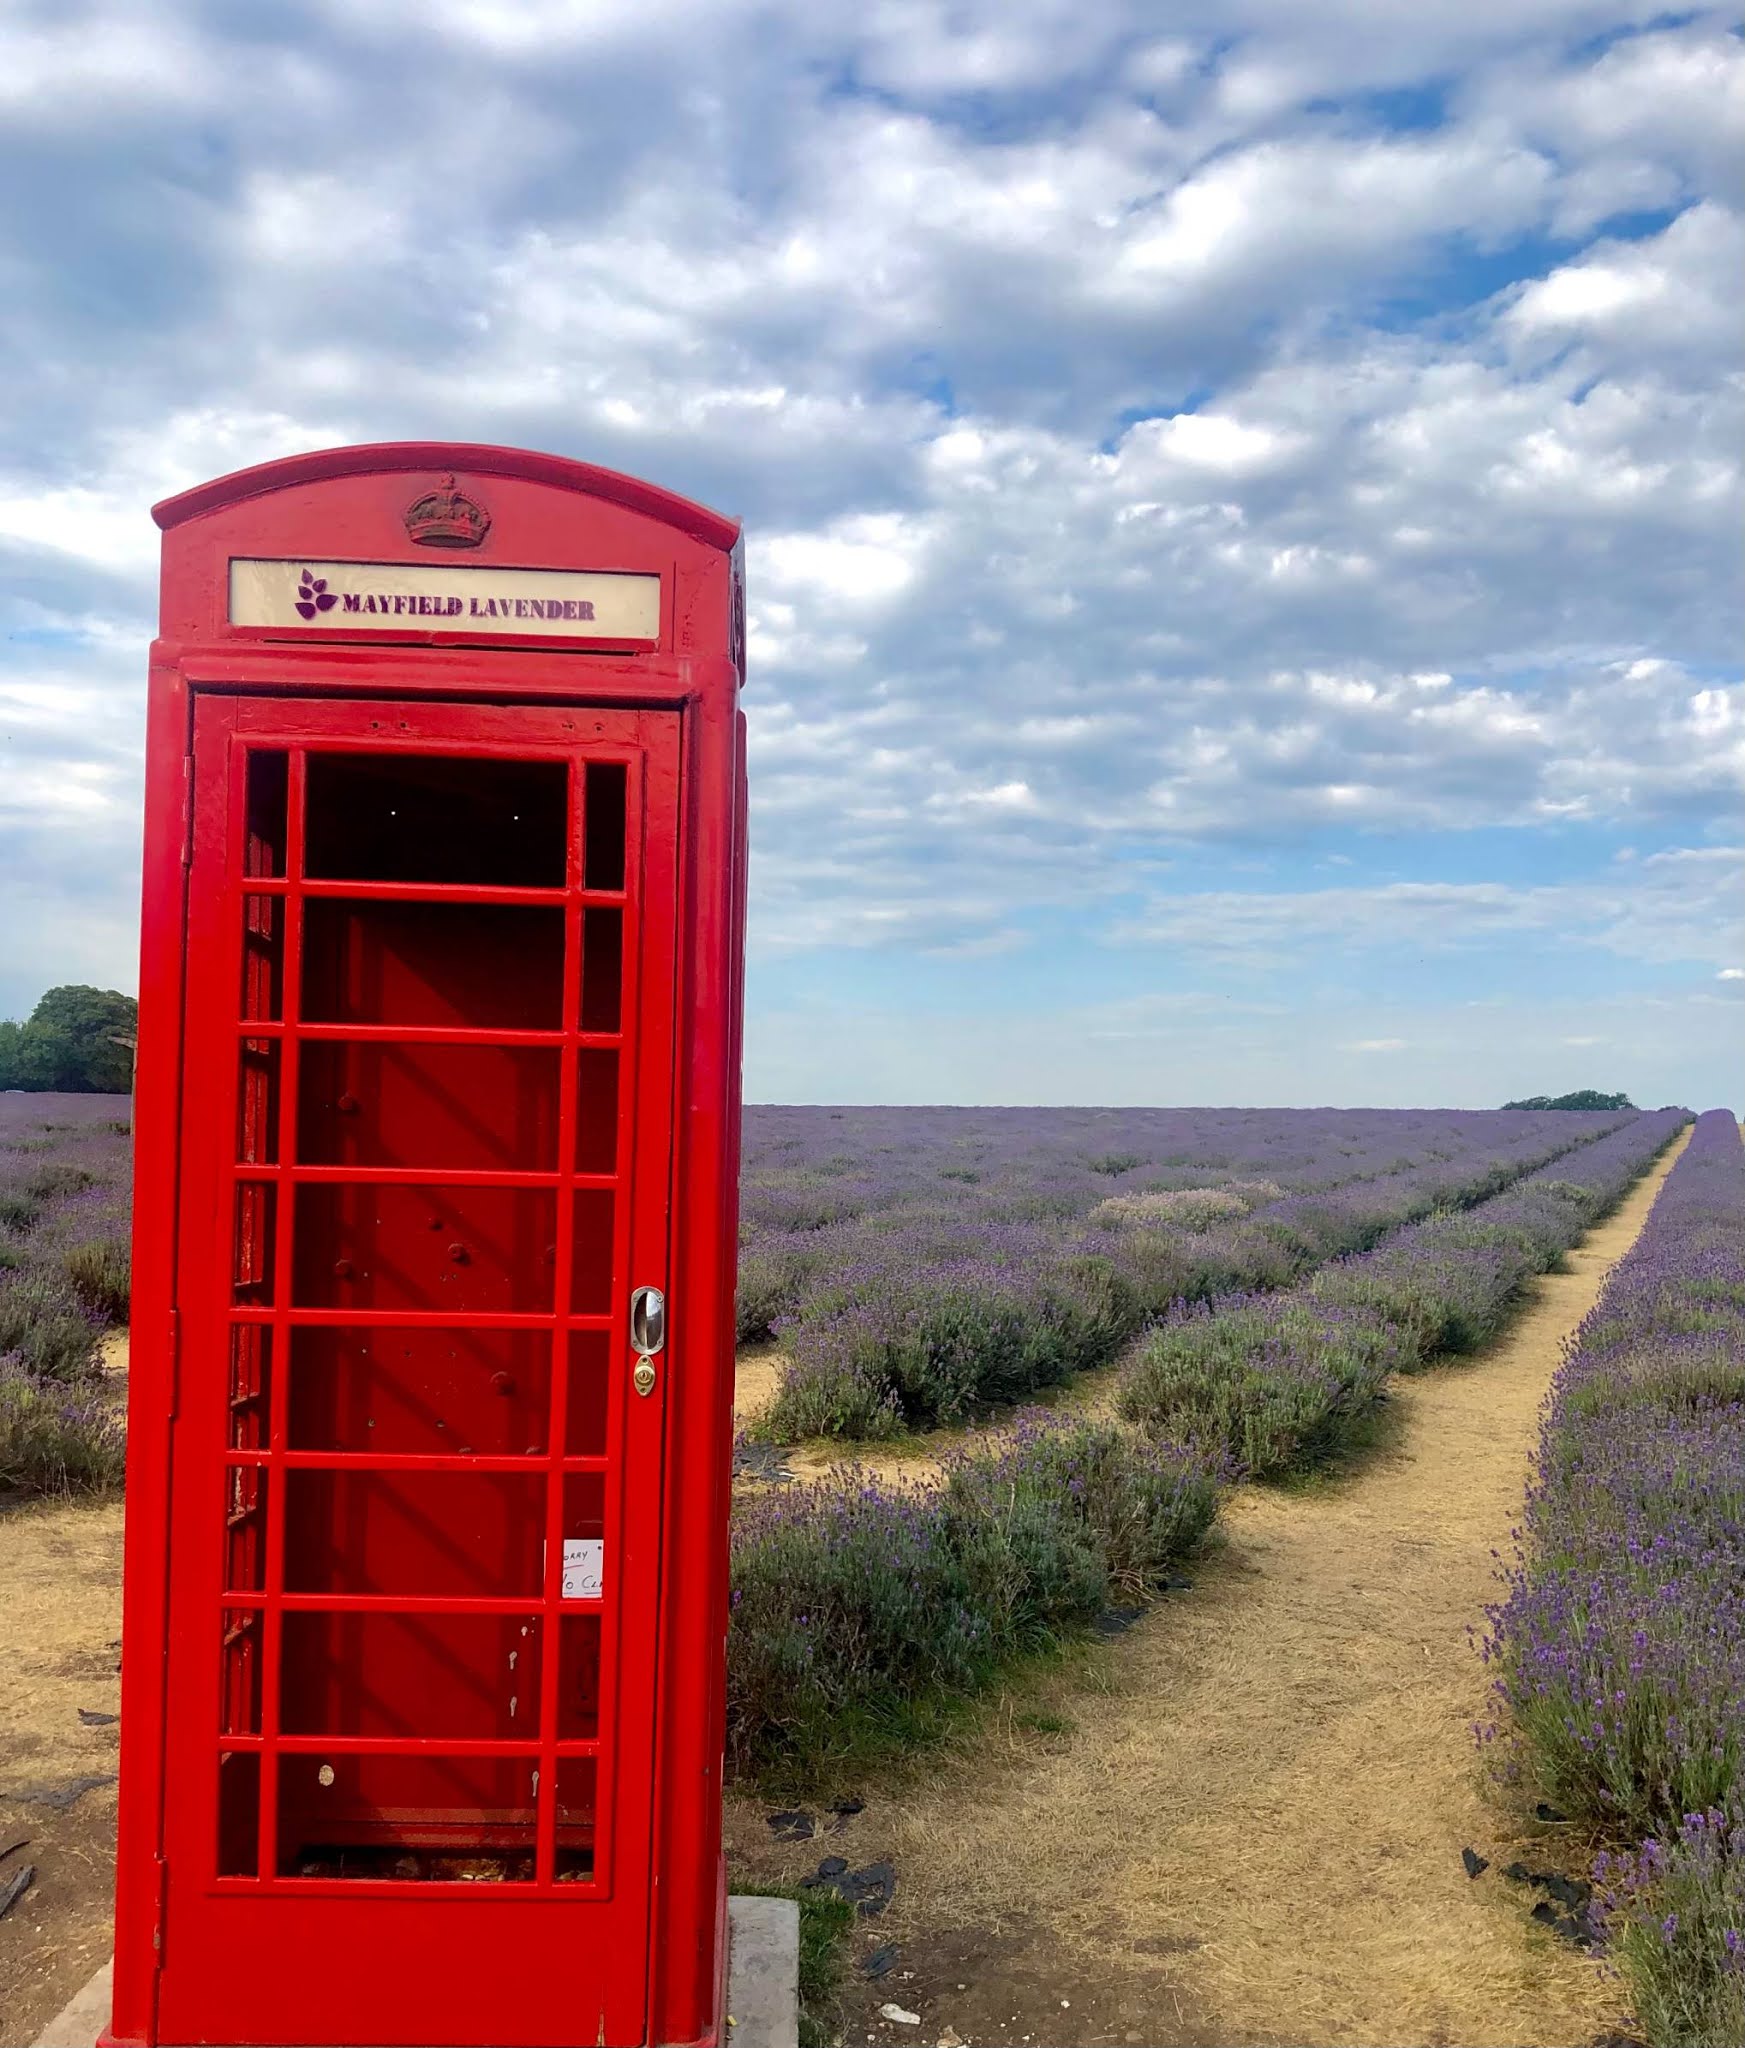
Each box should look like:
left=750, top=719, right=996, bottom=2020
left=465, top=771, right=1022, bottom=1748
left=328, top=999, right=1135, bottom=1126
left=0, top=0, right=1738, bottom=1104
left=1114, top=847, right=1745, bottom=970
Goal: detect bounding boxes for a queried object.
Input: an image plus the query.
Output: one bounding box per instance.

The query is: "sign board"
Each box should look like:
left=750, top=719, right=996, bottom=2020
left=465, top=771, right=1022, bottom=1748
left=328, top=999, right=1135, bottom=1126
left=228, top=557, right=661, bottom=638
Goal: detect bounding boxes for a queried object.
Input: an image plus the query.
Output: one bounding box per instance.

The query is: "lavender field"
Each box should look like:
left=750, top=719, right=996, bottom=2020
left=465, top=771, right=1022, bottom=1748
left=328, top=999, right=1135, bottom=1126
left=0, top=1092, right=131, bottom=1494
left=741, top=1104, right=1646, bottom=1438
left=728, top=1105, right=1691, bottom=1778
left=1486, top=1108, right=1744, bottom=2046
left=1120, top=1108, right=1689, bottom=1477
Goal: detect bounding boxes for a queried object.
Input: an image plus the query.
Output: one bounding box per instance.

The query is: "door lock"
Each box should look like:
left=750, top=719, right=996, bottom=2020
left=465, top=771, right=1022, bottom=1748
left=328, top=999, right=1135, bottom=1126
left=632, top=1357, right=658, bottom=1397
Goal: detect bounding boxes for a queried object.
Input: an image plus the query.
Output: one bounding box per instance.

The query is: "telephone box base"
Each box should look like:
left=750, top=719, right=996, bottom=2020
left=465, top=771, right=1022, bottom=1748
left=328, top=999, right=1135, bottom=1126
left=73, top=1893, right=795, bottom=2048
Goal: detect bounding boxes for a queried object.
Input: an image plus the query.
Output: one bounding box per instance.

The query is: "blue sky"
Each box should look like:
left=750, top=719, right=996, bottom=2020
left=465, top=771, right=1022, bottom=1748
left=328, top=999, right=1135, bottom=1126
left=0, top=1, right=1739, bottom=1108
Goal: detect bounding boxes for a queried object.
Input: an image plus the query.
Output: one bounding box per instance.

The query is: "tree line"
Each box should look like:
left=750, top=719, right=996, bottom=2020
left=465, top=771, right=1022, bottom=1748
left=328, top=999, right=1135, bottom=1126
left=0, top=985, right=138, bottom=1093
left=1501, top=1090, right=1635, bottom=1111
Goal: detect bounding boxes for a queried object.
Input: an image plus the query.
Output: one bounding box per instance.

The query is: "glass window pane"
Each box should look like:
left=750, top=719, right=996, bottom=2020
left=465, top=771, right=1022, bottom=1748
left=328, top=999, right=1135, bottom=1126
left=287, top=1327, right=552, bottom=1458
left=302, top=901, right=564, bottom=1030
left=298, top=1043, right=560, bottom=1171
left=280, top=1611, right=544, bottom=1741
left=582, top=763, right=626, bottom=892
left=579, top=910, right=622, bottom=1034
left=291, top=1183, right=558, bottom=1314
left=304, top=755, right=567, bottom=887
left=277, top=1753, right=537, bottom=1881
left=244, top=751, right=289, bottom=879
left=282, top=1471, right=545, bottom=1598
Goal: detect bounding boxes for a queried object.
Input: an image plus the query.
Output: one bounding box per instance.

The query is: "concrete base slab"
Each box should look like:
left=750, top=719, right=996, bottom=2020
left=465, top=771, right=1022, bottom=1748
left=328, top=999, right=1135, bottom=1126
left=32, top=1958, right=112, bottom=2048
left=30, top=1899, right=799, bottom=2048
left=726, top=1894, right=801, bottom=2048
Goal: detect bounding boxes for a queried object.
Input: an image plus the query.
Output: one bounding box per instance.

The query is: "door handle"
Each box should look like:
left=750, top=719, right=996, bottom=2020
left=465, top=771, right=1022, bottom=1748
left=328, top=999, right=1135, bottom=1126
left=629, top=1286, right=666, bottom=1356
left=630, top=1286, right=665, bottom=1396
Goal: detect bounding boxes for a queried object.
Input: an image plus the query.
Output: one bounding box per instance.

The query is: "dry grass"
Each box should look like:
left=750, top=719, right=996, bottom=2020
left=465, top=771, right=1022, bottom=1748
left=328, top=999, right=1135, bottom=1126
left=727, top=1129, right=1690, bottom=2048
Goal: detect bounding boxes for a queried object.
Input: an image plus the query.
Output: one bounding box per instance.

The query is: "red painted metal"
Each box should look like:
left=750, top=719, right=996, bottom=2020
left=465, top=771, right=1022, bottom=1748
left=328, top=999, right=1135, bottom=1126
left=111, top=446, right=746, bottom=2048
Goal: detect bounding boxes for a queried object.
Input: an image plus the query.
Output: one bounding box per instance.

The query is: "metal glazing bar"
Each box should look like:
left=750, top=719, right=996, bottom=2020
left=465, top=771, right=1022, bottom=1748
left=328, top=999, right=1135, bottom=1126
left=229, top=1309, right=591, bottom=1329
left=236, top=878, right=629, bottom=909
left=256, top=745, right=306, bottom=1883
left=221, top=1451, right=610, bottom=1474
left=275, top=1592, right=604, bottom=1615
left=294, top=1023, right=570, bottom=1046
left=535, top=757, right=586, bottom=1885
left=297, top=880, right=569, bottom=905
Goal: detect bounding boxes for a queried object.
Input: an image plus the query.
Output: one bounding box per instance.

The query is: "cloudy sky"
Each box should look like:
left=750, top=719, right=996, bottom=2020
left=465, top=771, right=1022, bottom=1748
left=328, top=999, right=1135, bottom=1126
left=1, top=2, right=1739, bottom=1108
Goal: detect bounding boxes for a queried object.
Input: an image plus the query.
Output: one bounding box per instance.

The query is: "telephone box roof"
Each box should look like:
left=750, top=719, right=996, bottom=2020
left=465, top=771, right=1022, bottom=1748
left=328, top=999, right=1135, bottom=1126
left=152, top=440, right=741, bottom=552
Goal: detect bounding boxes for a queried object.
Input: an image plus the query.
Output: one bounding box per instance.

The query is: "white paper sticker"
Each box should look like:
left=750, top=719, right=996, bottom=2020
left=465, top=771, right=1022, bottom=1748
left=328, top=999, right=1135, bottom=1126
left=562, top=1538, right=604, bottom=1601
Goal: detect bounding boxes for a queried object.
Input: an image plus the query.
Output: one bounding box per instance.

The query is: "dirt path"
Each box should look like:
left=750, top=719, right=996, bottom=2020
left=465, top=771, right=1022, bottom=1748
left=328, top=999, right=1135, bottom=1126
left=0, top=1499, right=125, bottom=2048
left=0, top=1332, right=128, bottom=2047
left=727, top=1132, right=1689, bottom=2048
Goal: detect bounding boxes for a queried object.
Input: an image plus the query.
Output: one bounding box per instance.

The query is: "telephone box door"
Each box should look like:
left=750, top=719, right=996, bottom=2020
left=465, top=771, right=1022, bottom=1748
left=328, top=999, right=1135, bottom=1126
left=156, top=693, right=679, bottom=2046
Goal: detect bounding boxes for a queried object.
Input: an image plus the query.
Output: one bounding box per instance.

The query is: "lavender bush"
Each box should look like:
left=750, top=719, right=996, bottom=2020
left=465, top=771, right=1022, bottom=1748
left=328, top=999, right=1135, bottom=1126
left=0, top=1351, right=127, bottom=1493
left=727, top=1412, right=1220, bottom=1778
left=1122, top=1110, right=1688, bottom=1476
left=1591, top=1811, right=1745, bottom=2047
left=1484, top=1108, right=1743, bottom=2045
left=0, top=1093, right=131, bottom=1493
left=750, top=1107, right=1643, bottom=1438
left=1120, top=1294, right=1410, bottom=1477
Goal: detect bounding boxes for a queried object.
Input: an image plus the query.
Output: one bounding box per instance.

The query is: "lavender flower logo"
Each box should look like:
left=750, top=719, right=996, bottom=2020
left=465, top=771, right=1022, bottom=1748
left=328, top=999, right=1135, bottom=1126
left=294, top=569, right=337, bottom=620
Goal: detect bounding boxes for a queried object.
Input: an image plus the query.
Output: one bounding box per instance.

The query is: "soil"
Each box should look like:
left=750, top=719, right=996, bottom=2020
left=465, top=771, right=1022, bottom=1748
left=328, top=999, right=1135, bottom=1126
left=725, top=1132, right=1690, bottom=2048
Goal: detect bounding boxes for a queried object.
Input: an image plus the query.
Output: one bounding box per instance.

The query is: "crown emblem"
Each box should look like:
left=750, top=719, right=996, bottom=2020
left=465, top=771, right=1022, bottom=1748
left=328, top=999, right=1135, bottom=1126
left=404, top=474, right=490, bottom=548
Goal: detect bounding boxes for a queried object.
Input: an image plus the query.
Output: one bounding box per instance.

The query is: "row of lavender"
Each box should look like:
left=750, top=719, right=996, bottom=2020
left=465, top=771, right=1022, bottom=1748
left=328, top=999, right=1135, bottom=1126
left=729, top=1411, right=1221, bottom=1778
left=746, top=1107, right=1641, bottom=1438
left=1484, top=1110, right=1743, bottom=2047
left=0, top=1092, right=132, bottom=1494
left=1119, top=1109, right=1690, bottom=1476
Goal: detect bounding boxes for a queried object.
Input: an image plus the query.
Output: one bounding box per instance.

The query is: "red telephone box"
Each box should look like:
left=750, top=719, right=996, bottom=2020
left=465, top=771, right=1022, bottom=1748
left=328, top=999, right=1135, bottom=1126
left=107, top=444, right=748, bottom=2048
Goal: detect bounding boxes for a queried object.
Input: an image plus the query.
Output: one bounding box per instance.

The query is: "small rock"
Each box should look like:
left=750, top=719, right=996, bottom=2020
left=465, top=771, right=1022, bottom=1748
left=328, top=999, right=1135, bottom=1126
left=1502, top=1861, right=1533, bottom=1885
left=734, top=1441, right=795, bottom=1484
left=7, top=1775, right=116, bottom=1811
left=0, top=1865, right=34, bottom=1920
left=807, top=1858, right=896, bottom=1917
left=1094, top=1606, right=1144, bottom=1636
left=936, top=2031, right=964, bottom=2048
left=879, top=2004, right=920, bottom=2026
left=1535, top=1802, right=1568, bottom=1823
left=1164, top=1574, right=1195, bottom=1592
left=861, top=1945, right=899, bottom=1981
left=78, top=1707, right=118, bottom=1727
left=1462, top=1847, right=1489, bottom=1879
left=766, top=1809, right=815, bottom=1841
left=1531, top=1901, right=1561, bottom=1928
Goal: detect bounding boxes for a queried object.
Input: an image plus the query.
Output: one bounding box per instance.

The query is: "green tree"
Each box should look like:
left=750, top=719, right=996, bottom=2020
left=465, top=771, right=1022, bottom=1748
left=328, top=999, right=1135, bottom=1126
left=1502, top=1089, right=1635, bottom=1112
left=0, top=986, right=137, bottom=1093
